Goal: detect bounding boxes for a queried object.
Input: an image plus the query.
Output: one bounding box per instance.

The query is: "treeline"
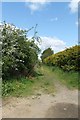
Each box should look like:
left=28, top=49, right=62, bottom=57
left=43, top=45, right=80, bottom=71
left=1, top=22, right=40, bottom=79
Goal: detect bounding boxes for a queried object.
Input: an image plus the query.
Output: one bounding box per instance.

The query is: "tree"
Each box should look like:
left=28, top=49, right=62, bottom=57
left=41, top=48, right=54, bottom=62
left=1, top=22, right=40, bottom=79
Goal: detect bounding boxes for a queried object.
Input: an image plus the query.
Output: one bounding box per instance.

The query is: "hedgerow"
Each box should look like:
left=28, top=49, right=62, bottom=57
left=44, top=45, right=80, bottom=71
left=1, top=22, right=40, bottom=79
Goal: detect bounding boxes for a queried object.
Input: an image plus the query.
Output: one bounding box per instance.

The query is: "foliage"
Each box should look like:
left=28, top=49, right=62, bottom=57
left=2, top=66, right=55, bottom=97
left=44, top=45, right=80, bottom=71
left=41, top=48, right=54, bottom=62
left=2, top=65, right=78, bottom=97
left=2, top=80, right=14, bottom=96
left=1, top=22, right=40, bottom=79
left=51, top=66, right=78, bottom=89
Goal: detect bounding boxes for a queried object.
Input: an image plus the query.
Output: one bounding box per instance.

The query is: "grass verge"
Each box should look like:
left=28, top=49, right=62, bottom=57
left=2, top=65, right=79, bottom=98
left=2, top=66, right=55, bottom=97
left=51, top=66, right=79, bottom=89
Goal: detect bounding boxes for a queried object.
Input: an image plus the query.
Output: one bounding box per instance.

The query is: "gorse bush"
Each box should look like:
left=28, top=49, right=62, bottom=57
left=44, top=45, right=80, bottom=71
left=1, top=22, right=40, bottom=79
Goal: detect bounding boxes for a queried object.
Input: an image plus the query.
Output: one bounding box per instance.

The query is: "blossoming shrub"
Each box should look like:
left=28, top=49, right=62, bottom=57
left=44, top=45, right=80, bottom=71
left=1, top=22, right=40, bottom=79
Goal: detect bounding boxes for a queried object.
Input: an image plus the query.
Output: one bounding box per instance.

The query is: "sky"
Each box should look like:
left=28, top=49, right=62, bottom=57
left=1, top=1, right=79, bottom=54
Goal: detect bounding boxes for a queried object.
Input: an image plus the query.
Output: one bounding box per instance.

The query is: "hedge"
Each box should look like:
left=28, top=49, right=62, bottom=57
left=44, top=45, right=80, bottom=71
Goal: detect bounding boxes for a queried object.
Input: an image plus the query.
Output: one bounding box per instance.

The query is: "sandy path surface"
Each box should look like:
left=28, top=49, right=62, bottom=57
left=2, top=79, right=78, bottom=118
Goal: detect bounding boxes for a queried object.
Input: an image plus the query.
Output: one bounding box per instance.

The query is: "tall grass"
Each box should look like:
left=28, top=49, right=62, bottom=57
left=2, top=65, right=79, bottom=97
left=2, top=66, right=55, bottom=97
left=51, top=66, right=78, bottom=89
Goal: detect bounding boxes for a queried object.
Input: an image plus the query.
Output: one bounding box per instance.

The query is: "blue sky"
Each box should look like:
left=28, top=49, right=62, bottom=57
left=2, top=1, right=78, bottom=53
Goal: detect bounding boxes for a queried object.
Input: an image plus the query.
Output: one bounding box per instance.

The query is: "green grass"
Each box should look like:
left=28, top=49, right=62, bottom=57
left=51, top=66, right=79, bottom=89
left=2, top=65, right=79, bottom=97
left=2, top=66, right=55, bottom=97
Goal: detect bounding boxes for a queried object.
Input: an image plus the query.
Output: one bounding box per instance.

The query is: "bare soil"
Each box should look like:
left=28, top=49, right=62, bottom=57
left=2, top=80, right=78, bottom=118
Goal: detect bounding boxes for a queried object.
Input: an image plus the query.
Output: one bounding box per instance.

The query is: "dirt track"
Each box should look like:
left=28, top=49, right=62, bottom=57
left=2, top=80, right=78, bottom=118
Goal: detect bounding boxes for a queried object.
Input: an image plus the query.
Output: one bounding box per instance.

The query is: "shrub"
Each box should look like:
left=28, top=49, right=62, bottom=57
left=44, top=45, right=80, bottom=71
left=1, top=22, right=40, bottom=79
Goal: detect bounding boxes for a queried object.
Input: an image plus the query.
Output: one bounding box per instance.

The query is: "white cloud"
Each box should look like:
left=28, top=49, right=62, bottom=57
left=69, top=0, right=80, bottom=13
left=75, top=18, right=80, bottom=26
left=76, top=21, right=78, bottom=26
left=27, top=3, right=43, bottom=11
left=36, top=36, right=66, bottom=54
left=0, top=21, right=2, bottom=25
left=25, top=0, right=49, bottom=13
left=35, top=36, right=66, bottom=59
left=50, top=17, right=58, bottom=22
